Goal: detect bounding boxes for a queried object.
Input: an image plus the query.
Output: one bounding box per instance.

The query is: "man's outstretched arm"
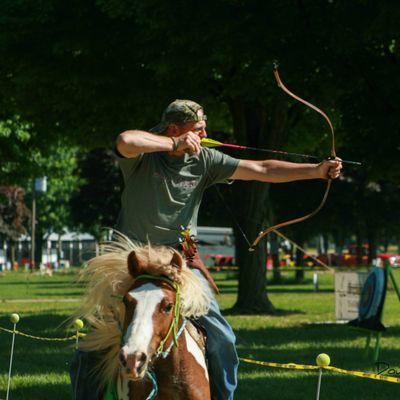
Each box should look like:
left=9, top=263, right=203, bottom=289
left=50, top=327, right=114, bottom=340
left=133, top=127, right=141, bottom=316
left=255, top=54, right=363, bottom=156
left=230, top=159, right=342, bottom=182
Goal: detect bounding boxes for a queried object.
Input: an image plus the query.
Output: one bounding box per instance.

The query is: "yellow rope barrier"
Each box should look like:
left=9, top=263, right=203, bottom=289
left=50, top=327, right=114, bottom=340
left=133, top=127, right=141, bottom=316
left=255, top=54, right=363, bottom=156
left=0, top=326, right=86, bottom=342
left=2, top=323, right=399, bottom=384
left=240, top=357, right=319, bottom=370
left=239, top=357, right=400, bottom=384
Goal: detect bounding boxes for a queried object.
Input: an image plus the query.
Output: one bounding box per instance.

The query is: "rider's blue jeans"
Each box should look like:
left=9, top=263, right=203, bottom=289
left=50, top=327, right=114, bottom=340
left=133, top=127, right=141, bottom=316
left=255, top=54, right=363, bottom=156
left=193, top=269, right=239, bottom=400
left=70, top=269, right=238, bottom=400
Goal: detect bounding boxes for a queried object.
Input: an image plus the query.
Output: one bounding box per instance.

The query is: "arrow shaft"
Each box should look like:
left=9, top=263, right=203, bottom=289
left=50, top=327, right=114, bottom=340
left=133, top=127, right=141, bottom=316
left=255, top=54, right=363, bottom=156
left=214, top=142, right=361, bottom=166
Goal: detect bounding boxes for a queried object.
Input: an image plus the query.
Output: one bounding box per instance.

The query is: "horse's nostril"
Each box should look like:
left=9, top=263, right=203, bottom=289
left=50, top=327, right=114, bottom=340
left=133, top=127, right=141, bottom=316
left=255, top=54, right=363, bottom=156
left=137, top=352, right=147, bottom=369
left=123, top=351, right=148, bottom=373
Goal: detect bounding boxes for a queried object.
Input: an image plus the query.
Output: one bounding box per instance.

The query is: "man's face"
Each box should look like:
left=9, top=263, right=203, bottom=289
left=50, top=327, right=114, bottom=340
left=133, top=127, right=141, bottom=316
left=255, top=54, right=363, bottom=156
left=178, top=119, right=207, bottom=138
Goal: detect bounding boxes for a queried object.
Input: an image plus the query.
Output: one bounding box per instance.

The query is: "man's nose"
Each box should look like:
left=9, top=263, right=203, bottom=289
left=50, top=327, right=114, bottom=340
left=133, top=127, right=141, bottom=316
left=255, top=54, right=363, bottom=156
left=199, top=129, right=207, bottom=139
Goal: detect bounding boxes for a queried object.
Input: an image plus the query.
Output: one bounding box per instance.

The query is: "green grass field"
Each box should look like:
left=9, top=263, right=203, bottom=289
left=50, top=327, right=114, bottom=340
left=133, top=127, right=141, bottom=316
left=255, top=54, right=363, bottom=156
left=1, top=268, right=399, bottom=399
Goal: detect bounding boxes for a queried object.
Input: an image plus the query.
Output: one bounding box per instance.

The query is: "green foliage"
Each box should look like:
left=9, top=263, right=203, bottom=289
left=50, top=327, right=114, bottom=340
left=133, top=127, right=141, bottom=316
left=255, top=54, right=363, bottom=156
left=0, top=116, right=35, bottom=183
left=30, top=143, right=81, bottom=234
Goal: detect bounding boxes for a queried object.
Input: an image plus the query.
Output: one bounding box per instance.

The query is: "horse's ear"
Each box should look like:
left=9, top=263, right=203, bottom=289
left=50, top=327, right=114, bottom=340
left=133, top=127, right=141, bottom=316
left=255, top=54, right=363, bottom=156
left=127, top=250, right=145, bottom=278
left=171, top=250, right=183, bottom=271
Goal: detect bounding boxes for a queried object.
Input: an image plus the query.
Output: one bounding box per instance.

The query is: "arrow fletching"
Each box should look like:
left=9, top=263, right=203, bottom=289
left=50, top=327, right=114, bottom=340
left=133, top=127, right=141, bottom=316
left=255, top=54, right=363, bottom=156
left=201, top=138, right=223, bottom=148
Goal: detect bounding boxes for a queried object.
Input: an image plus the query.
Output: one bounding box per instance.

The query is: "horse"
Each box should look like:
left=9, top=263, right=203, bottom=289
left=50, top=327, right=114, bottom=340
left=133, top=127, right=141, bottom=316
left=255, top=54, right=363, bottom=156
left=74, top=233, right=213, bottom=400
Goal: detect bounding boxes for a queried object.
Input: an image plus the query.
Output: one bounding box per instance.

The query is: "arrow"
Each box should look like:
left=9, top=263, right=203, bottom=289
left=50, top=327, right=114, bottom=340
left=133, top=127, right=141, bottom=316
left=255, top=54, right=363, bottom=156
left=201, top=137, right=361, bottom=166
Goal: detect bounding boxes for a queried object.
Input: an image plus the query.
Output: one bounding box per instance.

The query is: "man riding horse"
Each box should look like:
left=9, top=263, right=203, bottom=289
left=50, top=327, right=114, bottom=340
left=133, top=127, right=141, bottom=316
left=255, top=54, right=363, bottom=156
left=70, top=99, right=342, bottom=399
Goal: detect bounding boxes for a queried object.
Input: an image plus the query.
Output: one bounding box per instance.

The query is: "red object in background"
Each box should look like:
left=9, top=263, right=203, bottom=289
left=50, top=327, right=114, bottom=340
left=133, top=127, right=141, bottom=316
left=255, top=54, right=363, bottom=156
left=205, top=254, right=234, bottom=267
left=318, top=244, right=400, bottom=267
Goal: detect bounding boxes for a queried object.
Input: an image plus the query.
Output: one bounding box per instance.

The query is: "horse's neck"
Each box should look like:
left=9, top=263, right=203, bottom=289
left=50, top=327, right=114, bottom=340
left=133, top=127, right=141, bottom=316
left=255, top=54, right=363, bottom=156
left=153, top=326, right=210, bottom=400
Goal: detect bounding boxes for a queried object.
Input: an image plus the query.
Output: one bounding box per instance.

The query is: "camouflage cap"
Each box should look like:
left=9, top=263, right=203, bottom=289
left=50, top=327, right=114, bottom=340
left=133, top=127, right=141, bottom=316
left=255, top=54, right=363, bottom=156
left=150, top=99, right=207, bottom=133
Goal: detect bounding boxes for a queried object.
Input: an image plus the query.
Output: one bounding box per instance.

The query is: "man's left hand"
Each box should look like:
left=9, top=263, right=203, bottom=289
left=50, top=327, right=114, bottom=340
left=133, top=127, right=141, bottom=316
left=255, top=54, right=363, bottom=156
left=317, top=158, right=342, bottom=180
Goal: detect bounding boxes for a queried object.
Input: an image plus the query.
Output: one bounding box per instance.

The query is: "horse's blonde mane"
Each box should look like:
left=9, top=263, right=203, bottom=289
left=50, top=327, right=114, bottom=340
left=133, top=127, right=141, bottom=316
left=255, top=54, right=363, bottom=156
left=74, top=231, right=212, bottom=384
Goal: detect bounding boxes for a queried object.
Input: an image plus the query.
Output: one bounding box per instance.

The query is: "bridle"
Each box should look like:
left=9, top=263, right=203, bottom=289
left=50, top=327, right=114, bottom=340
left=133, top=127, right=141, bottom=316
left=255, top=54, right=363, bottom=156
left=111, top=275, right=186, bottom=400
left=133, top=274, right=184, bottom=357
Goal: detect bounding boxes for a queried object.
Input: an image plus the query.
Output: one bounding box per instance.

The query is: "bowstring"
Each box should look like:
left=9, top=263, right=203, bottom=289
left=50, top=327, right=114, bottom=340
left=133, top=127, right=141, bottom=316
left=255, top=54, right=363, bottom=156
left=206, top=168, right=252, bottom=249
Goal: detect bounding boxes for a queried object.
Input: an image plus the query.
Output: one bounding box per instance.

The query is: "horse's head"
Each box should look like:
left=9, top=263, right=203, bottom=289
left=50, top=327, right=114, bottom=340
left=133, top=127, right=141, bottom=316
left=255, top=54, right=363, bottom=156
left=119, top=249, right=183, bottom=380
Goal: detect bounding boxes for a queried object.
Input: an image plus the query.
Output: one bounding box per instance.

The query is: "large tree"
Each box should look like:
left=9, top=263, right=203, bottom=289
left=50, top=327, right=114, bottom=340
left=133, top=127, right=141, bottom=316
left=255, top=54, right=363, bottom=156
left=0, top=1, right=399, bottom=312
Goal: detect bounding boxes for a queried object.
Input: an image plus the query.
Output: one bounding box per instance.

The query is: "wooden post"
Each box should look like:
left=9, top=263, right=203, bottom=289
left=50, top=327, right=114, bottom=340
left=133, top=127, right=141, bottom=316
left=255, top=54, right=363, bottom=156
left=30, top=185, right=36, bottom=270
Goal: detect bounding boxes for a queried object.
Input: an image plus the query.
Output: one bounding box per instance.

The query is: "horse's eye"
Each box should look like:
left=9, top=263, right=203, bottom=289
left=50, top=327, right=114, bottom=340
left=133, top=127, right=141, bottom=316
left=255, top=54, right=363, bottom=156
left=123, top=296, right=132, bottom=306
left=163, top=303, right=174, bottom=314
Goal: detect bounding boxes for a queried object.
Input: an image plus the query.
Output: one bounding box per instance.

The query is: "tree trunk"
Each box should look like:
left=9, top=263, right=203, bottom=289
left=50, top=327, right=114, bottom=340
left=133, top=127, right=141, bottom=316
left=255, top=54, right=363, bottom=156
left=332, top=229, right=344, bottom=256
left=295, top=237, right=305, bottom=283
left=322, top=233, right=329, bottom=254
left=10, top=240, right=16, bottom=270
left=233, top=180, right=276, bottom=313
left=367, top=226, right=378, bottom=264
left=383, top=240, right=388, bottom=253
left=228, top=96, right=287, bottom=314
left=35, top=225, right=43, bottom=267
left=235, top=250, right=275, bottom=313
left=270, top=233, right=281, bottom=283
left=354, top=176, right=366, bottom=266
left=317, top=234, right=323, bottom=256
left=57, top=234, right=62, bottom=266
left=356, top=229, right=363, bottom=266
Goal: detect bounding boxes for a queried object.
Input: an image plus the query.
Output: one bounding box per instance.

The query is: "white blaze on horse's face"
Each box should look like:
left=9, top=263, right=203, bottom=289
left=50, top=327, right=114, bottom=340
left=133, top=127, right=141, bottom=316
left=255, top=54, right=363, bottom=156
left=120, top=283, right=164, bottom=378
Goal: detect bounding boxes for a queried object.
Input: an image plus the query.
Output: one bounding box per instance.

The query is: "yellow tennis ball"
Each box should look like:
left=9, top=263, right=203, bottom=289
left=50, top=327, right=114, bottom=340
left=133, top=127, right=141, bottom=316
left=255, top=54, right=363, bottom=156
left=10, top=313, right=20, bottom=324
left=316, top=353, right=330, bottom=367
left=73, top=319, right=84, bottom=330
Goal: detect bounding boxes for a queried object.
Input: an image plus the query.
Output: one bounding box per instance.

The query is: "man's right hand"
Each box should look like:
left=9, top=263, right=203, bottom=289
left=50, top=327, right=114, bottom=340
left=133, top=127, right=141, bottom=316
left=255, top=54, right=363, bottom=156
left=173, top=131, right=201, bottom=156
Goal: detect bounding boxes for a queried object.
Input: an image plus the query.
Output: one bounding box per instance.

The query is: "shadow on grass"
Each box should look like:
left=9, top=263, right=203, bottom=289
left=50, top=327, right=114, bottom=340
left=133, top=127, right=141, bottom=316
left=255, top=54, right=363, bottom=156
left=1, top=311, right=399, bottom=400
left=2, top=380, right=72, bottom=400
left=0, top=278, right=75, bottom=285
left=224, top=307, right=306, bottom=317
left=236, top=370, right=398, bottom=400
left=220, top=287, right=333, bottom=294
left=35, top=291, right=83, bottom=297
left=218, top=283, right=333, bottom=294
left=235, top=323, right=400, bottom=371
left=0, top=312, right=79, bottom=377
left=236, top=328, right=400, bottom=399
left=34, top=282, right=83, bottom=288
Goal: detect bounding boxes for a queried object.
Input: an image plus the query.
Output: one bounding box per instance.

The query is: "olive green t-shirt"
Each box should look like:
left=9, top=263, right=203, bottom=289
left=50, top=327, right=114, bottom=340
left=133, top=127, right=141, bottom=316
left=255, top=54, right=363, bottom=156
left=115, top=148, right=239, bottom=246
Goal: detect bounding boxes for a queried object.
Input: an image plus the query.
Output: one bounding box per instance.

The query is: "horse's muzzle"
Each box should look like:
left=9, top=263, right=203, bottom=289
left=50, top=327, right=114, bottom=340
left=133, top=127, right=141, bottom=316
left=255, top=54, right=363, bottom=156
left=119, top=349, right=148, bottom=380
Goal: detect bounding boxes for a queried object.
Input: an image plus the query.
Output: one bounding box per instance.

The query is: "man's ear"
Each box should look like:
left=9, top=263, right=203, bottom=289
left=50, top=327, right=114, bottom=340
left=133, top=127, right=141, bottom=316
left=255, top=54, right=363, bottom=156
left=127, top=250, right=145, bottom=278
left=170, top=250, right=183, bottom=271
left=166, top=123, right=180, bottom=136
